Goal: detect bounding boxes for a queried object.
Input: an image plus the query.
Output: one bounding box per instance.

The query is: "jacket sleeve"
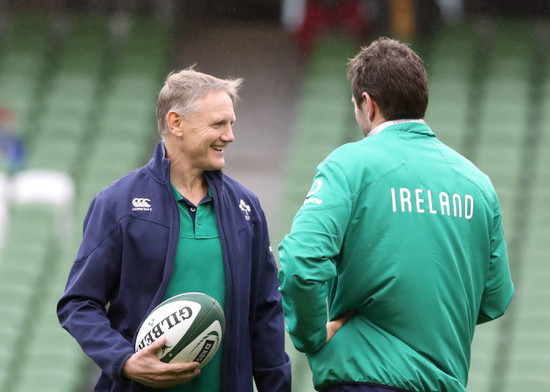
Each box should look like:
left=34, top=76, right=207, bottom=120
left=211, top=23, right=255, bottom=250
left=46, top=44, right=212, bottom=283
left=57, top=194, right=134, bottom=382
left=477, top=195, right=514, bottom=324
left=251, top=205, right=292, bottom=392
left=278, top=160, right=352, bottom=353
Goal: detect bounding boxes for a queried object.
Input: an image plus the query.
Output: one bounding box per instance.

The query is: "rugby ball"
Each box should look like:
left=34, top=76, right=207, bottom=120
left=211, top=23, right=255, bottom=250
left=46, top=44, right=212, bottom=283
left=134, top=292, right=225, bottom=368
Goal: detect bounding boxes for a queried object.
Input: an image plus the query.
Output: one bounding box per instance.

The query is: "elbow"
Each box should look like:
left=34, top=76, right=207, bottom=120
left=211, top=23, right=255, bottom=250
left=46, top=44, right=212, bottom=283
left=477, top=287, right=514, bottom=325
left=289, top=331, right=326, bottom=354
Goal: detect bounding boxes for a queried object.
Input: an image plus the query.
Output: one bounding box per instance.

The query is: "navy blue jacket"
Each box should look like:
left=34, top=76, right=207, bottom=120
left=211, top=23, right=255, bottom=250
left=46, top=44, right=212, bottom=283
left=57, top=141, right=291, bottom=392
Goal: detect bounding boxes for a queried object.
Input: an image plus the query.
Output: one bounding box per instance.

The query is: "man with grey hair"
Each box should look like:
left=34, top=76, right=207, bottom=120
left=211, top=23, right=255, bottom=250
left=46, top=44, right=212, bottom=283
left=58, top=68, right=291, bottom=392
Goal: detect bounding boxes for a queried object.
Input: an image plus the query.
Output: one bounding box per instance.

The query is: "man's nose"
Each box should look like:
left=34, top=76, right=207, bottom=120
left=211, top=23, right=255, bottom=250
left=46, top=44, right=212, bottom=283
left=221, top=125, right=235, bottom=142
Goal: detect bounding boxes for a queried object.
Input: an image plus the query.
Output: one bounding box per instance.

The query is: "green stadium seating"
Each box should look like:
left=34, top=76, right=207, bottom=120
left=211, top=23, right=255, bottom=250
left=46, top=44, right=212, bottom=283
left=0, top=12, right=54, bottom=138
left=497, top=45, right=550, bottom=390
left=0, top=204, right=53, bottom=392
left=423, top=21, right=475, bottom=151
left=0, top=10, right=175, bottom=392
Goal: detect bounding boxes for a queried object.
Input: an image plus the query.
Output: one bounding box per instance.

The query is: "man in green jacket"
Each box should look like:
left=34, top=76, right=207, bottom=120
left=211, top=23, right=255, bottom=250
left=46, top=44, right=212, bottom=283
left=278, top=37, right=514, bottom=392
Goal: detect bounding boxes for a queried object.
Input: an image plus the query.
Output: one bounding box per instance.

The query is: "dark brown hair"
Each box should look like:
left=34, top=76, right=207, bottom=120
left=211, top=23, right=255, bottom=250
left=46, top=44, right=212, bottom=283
left=347, top=37, right=429, bottom=120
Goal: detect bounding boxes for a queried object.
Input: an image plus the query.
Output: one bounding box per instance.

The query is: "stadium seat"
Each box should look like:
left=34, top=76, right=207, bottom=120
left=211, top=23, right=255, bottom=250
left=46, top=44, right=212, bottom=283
left=9, top=170, right=75, bottom=241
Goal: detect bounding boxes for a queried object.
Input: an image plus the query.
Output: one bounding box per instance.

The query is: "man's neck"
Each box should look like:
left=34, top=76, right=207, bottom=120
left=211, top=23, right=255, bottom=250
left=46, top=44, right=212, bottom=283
left=165, top=140, right=208, bottom=206
left=367, top=118, right=426, bottom=137
left=170, top=168, right=208, bottom=206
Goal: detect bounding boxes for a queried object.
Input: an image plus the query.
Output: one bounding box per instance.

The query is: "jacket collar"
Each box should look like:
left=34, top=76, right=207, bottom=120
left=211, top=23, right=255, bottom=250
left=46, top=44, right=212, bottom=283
left=145, top=140, right=171, bottom=184
left=368, top=119, right=435, bottom=138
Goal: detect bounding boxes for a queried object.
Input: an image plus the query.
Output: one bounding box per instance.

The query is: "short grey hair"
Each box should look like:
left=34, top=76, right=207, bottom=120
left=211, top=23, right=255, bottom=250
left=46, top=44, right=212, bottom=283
left=156, top=67, right=243, bottom=137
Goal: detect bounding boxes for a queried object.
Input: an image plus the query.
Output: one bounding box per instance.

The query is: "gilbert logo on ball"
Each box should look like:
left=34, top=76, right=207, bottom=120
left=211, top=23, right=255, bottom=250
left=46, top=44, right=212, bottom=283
left=135, top=292, right=225, bottom=368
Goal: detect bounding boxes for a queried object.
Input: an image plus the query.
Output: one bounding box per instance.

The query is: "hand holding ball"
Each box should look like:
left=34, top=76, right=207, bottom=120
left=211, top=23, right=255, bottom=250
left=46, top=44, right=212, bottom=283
left=135, top=292, right=225, bottom=369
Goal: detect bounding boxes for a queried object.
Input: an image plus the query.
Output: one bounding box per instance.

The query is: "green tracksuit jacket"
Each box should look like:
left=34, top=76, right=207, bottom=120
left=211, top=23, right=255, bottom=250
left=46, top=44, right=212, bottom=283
left=278, top=121, right=514, bottom=391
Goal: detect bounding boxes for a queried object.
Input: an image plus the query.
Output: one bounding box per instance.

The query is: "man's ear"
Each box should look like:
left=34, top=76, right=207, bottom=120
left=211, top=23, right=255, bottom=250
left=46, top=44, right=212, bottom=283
left=166, top=111, right=184, bottom=137
left=362, top=92, right=377, bottom=122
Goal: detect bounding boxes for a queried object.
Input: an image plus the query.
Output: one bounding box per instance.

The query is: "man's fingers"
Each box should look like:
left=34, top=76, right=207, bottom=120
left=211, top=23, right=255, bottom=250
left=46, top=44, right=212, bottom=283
left=170, top=361, right=201, bottom=373
left=331, top=310, right=355, bottom=329
left=141, top=338, right=201, bottom=371
left=340, top=310, right=355, bottom=323
left=155, top=361, right=201, bottom=386
left=326, top=310, right=355, bottom=343
left=123, top=335, right=204, bottom=388
left=150, top=336, right=167, bottom=349
left=139, top=336, right=167, bottom=357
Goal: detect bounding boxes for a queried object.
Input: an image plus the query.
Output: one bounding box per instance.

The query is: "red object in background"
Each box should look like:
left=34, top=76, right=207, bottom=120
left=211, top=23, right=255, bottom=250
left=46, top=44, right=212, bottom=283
left=295, top=0, right=368, bottom=54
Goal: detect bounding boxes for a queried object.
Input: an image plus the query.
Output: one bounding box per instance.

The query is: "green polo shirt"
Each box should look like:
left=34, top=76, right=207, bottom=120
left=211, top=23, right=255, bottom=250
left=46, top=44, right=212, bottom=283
left=162, top=184, right=226, bottom=392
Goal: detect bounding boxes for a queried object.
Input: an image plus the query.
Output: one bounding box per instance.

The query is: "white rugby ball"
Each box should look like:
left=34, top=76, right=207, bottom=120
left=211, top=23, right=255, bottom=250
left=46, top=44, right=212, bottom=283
left=135, top=292, right=225, bottom=368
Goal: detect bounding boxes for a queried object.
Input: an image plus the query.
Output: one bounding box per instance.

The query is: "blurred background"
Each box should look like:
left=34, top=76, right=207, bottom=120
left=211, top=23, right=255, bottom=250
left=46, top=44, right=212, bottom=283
left=0, top=0, right=548, bottom=391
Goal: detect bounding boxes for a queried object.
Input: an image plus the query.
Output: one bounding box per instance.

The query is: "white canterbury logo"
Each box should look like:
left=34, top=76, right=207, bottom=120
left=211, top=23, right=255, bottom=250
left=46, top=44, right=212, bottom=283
left=132, top=198, right=152, bottom=211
